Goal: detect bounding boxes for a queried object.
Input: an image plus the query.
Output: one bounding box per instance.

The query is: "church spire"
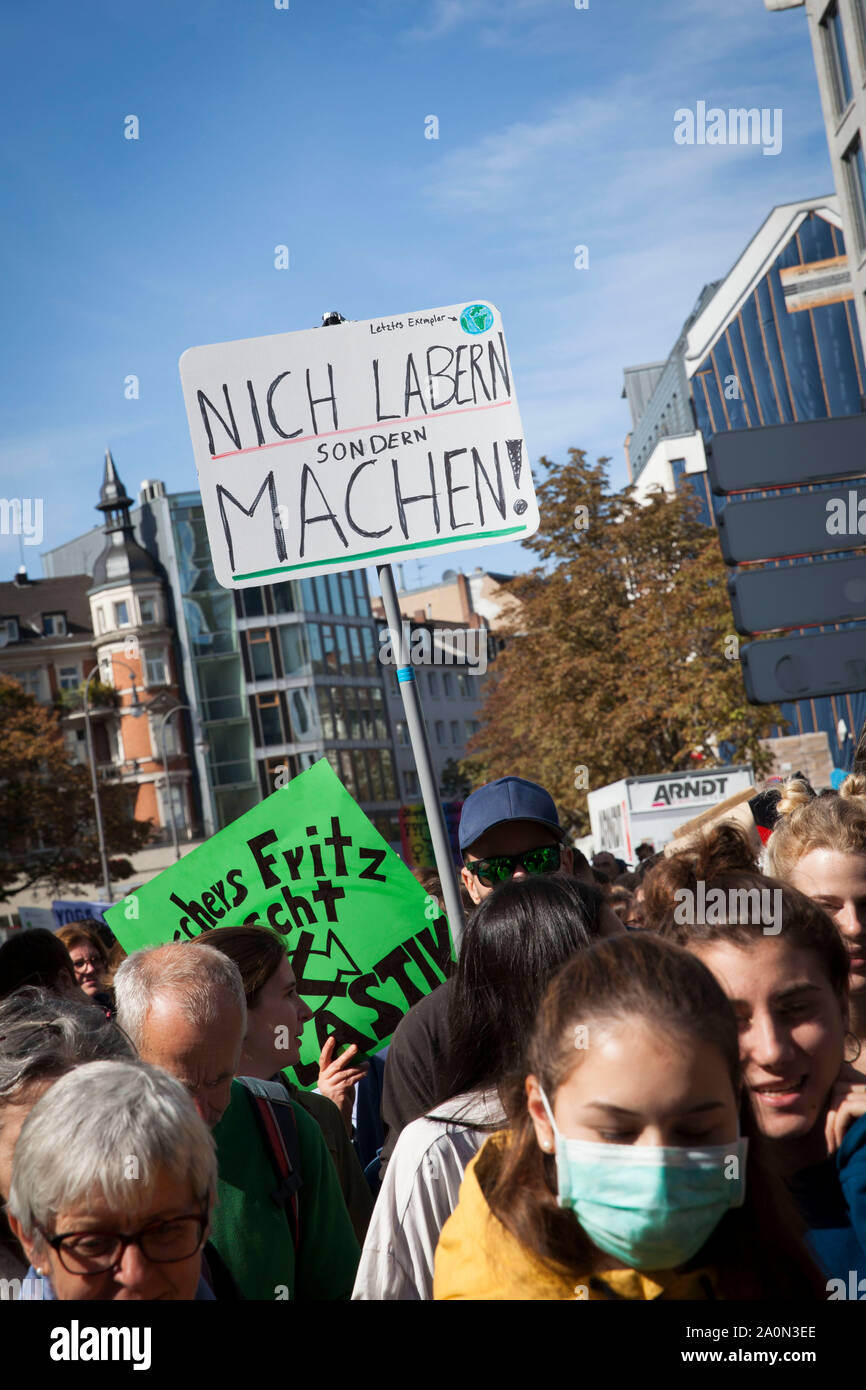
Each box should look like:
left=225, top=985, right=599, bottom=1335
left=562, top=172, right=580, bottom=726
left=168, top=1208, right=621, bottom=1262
left=90, top=449, right=159, bottom=590
left=96, top=447, right=133, bottom=531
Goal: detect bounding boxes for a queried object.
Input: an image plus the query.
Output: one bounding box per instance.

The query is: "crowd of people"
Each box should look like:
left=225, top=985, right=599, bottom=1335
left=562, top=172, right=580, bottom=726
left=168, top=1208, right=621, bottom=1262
left=1, top=749, right=865, bottom=1301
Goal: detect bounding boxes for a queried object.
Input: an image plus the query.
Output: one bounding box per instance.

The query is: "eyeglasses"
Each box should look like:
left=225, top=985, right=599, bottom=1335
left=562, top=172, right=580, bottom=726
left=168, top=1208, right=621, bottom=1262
left=72, top=956, right=102, bottom=974
left=40, top=1205, right=209, bottom=1275
left=464, top=843, right=562, bottom=889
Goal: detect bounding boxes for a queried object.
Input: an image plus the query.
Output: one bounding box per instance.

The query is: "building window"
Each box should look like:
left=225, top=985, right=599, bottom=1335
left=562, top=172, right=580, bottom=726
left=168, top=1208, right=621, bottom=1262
left=273, top=581, right=298, bottom=614
left=161, top=783, right=188, bottom=832
left=58, top=665, right=80, bottom=691
left=289, top=687, right=319, bottom=741
left=344, top=687, right=361, bottom=740
left=450, top=720, right=460, bottom=744
left=15, top=669, right=45, bottom=701
left=335, top=624, right=352, bottom=674
left=248, top=629, right=274, bottom=680
left=341, top=573, right=357, bottom=616
left=357, top=687, right=374, bottom=741
left=854, top=0, right=866, bottom=67
left=1, top=618, right=18, bottom=643
left=395, top=720, right=409, bottom=745
left=278, top=623, right=310, bottom=678
left=42, top=613, right=66, bottom=636
left=844, top=134, right=866, bottom=251
left=823, top=2, right=854, bottom=114
left=144, top=649, right=168, bottom=687
left=466, top=719, right=480, bottom=738
left=348, top=625, right=364, bottom=674
left=307, top=622, right=323, bottom=673
left=442, top=673, right=453, bottom=697
left=139, top=597, right=157, bottom=624
left=435, top=720, right=445, bottom=744
left=457, top=673, right=470, bottom=698
left=380, top=747, right=397, bottom=798
left=241, top=588, right=265, bottom=618
left=96, top=607, right=107, bottom=634
left=427, top=671, right=439, bottom=697
left=99, top=656, right=114, bottom=686
left=361, top=625, right=376, bottom=674
left=405, top=770, right=420, bottom=796
left=265, top=754, right=296, bottom=790
left=321, top=625, right=337, bottom=675
left=158, top=717, right=180, bottom=757
left=353, top=749, right=371, bottom=802
left=329, top=686, right=346, bottom=739
left=107, top=722, right=123, bottom=765
left=366, top=749, right=384, bottom=801
left=363, top=687, right=385, bottom=740
left=113, top=600, right=130, bottom=628
left=256, top=693, right=284, bottom=746
left=338, top=750, right=358, bottom=798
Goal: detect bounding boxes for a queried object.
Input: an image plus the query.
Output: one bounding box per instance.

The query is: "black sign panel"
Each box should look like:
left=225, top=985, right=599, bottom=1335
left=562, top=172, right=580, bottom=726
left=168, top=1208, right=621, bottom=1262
left=741, top=629, right=866, bottom=703
left=707, top=415, right=866, bottom=495
left=729, top=554, right=866, bottom=634
left=717, top=484, right=866, bottom=564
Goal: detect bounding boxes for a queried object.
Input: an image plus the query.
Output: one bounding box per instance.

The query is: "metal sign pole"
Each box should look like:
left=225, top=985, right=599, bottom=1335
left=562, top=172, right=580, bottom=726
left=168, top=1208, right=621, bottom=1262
left=318, top=311, right=465, bottom=953
left=377, top=563, right=466, bottom=953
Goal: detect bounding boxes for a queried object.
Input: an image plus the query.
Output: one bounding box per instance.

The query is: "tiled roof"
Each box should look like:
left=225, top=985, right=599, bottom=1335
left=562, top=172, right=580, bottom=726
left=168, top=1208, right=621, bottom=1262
left=0, top=573, right=94, bottom=646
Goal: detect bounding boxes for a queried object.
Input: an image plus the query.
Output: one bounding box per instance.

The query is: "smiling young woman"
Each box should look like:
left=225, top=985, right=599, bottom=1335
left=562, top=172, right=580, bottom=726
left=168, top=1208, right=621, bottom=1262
left=766, top=775, right=866, bottom=1070
left=644, top=823, right=866, bottom=1288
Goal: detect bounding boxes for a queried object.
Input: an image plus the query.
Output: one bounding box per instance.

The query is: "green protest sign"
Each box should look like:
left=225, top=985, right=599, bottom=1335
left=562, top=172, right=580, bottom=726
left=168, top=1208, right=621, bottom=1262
left=104, top=759, right=454, bottom=1087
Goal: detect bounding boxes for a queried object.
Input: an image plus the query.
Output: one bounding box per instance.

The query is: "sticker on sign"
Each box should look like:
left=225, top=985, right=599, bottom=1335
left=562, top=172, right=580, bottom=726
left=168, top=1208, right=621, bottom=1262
left=179, top=302, right=538, bottom=589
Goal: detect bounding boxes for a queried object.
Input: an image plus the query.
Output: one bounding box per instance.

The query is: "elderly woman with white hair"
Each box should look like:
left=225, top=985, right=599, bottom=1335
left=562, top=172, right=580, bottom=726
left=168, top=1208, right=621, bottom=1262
left=7, top=1059, right=219, bottom=1300
left=0, top=986, right=137, bottom=1282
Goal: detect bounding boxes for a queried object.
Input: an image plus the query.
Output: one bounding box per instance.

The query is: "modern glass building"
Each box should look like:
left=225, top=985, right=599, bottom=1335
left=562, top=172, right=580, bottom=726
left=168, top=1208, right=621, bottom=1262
left=623, top=195, right=866, bottom=765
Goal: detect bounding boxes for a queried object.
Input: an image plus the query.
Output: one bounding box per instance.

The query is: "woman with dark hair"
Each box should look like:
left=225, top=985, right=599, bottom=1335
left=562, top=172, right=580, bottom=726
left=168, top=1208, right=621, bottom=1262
left=644, top=824, right=866, bottom=1287
left=434, top=933, right=825, bottom=1300
left=353, top=875, right=622, bottom=1300
left=188, top=925, right=373, bottom=1242
left=0, top=930, right=86, bottom=1004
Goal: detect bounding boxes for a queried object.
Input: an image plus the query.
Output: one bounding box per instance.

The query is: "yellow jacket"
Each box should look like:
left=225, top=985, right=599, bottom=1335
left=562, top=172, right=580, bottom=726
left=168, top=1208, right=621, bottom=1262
left=433, top=1134, right=724, bottom=1301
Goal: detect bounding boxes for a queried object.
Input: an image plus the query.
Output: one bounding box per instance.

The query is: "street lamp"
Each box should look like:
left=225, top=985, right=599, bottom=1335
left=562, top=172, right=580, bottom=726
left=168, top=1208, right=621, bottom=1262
left=157, top=703, right=193, bottom=861
left=82, top=659, right=144, bottom=904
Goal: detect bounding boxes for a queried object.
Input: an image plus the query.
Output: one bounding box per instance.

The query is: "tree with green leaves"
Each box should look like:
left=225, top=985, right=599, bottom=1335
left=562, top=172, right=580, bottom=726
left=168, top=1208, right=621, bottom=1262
left=466, top=449, right=783, bottom=837
left=439, top=757, right=474, bottom=800
left=0, top=675, right=152, bottom=901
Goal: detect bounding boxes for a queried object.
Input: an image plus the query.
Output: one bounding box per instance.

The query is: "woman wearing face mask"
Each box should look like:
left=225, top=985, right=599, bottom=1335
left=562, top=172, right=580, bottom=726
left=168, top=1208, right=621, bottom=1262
left=433, top=933, right=824, bottom=1299
left=354, top=876, right=619, bottom=1301
left=645, top=825, right=866, bottom=1286
left=765, top=775, right=866, bottom=1072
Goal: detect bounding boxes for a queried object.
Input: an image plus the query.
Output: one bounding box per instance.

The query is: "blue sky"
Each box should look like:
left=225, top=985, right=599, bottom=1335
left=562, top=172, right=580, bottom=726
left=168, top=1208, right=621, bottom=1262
left=0, top=0, right=834, bottom=590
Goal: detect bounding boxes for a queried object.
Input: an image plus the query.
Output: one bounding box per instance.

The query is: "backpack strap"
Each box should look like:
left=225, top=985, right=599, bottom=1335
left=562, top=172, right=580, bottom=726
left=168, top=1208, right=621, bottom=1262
left=236, top=1076, right=303, bottom=1251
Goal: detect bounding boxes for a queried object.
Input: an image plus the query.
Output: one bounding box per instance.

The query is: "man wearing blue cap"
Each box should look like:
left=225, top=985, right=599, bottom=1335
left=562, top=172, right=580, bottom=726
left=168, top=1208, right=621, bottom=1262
left=457, top=775, right=577, bottom=907
left=378, top=777, right=587, bottom=1172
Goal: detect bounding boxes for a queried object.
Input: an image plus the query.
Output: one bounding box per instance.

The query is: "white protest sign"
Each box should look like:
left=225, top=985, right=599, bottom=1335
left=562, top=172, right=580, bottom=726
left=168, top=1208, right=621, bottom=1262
left=179, top=302, right=538, bottom=589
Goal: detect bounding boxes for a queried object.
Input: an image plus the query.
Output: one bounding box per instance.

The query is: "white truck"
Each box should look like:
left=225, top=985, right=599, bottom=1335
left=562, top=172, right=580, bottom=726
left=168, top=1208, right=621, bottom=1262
left=586, top=765, right=754, bottom=864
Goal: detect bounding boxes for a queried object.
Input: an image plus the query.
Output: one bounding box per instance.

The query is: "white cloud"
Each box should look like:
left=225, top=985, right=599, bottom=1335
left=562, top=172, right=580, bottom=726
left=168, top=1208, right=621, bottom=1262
left=410, top=1, right=831, bottom=470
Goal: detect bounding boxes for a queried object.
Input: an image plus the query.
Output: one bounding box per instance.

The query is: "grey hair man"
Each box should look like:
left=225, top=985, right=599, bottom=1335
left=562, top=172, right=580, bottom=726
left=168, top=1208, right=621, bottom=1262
left=115, top=940, right=361, bottom=1300
left=7, top=1059, right=217, bottom=1302
left=0, top=987, right=136, bottom=1203
left=114, top=942, right=246, bottom=1129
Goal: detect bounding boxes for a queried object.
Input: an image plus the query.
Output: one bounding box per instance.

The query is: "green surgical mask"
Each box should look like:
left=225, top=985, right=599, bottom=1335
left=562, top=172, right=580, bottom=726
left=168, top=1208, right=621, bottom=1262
left=538, top=1087, right=748, bottom=1271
